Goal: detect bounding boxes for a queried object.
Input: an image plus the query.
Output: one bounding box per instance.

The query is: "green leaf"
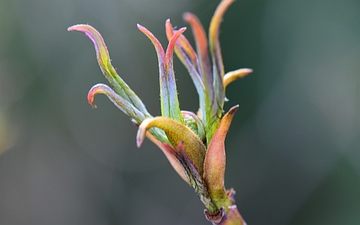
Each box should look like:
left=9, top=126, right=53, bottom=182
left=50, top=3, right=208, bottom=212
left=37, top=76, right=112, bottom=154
left=137, top=24, right=185, bottom=123
left=68, top=24, right=149, bottom=116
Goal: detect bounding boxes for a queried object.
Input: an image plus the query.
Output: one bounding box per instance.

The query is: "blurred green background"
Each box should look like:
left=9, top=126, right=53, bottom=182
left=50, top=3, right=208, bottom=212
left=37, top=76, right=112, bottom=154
left=0, top=0, right=359, bottom=224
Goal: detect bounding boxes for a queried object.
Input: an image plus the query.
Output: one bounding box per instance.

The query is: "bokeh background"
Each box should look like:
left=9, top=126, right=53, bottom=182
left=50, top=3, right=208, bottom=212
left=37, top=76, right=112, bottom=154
left=0, top=0, right=359, bottom=224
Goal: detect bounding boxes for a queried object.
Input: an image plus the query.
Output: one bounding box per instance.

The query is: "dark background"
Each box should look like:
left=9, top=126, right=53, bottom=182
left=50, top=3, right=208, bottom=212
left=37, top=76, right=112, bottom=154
left=0, top=0, right=359, bottom=224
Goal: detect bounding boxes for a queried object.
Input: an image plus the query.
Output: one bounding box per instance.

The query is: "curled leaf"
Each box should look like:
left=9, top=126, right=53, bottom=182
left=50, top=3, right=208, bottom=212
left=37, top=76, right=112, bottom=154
left=88, top=83, right=145, bottom=123
left=203, top=105, right=238, bottom=208
left=137, top=117, right=206, bottom=175
left=166, top=20, right=207, bottom=128
left=209, top=0, right=234, bottom=76
left=137, top=24, right=185, bottom=123
left=68, top=24, right=109, bottom=70
left=183, top=12, right=212, bottom=90
left=184, top=12, right=221, bottom=145
left=224, top=68, right=253, bottom=88
left=209, top=0, right=234, bottom=122
left=68, top=24, right=149, bottom=115
left=165, top=20, right=202, bottom=89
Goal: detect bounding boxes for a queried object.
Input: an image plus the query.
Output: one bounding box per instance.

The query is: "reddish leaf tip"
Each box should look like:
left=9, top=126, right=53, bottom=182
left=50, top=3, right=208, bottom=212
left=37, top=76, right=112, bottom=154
left=136, top=23, right=145, bottom=30
left=87, top=87, right=98, bottom=108
left=228, top=105, right=239, bottom=115
left=67, top=24, right=79, bottom=31
left=136, top=122, right=148, bottom=148
left=136, top=134, right=145, bottom=148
